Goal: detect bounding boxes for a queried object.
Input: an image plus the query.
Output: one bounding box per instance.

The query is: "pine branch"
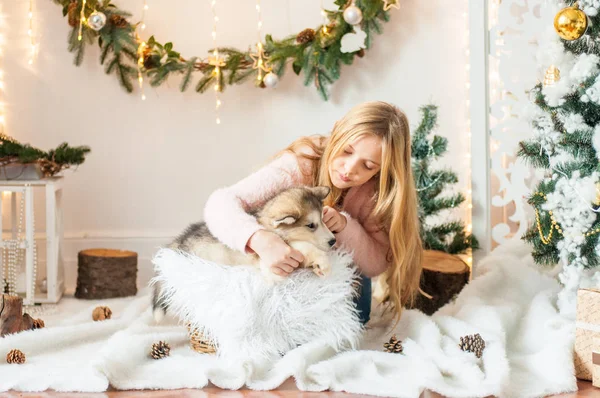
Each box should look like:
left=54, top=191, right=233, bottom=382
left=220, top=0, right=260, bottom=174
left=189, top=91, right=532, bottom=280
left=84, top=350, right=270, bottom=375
left=0, top=137, right=90, bottom=177
left=422, top=195, right=464, bottom=217
left=180, top=57, right=197, bottom=92
left=430, top=135, right=448, bottom=157
left=517, top=141, right=551, bottom=169
left=413, top=104, right=438, bottom=137
left=429, top=221, right=465, bottom=236
left=422, top=233, right=449, bottom=252
left=230, top=68, right=255, bottom=84
left=196, top=75, right=214, bottom=93
left=45, top=143, right=91, bottom=165
left=115, top=59, right=135, bottom=92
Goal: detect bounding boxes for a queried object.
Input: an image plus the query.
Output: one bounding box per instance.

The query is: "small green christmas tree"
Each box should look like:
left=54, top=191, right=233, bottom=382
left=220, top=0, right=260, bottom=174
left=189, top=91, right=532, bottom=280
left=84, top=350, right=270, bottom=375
left=411, top=104, right=479, bottom=254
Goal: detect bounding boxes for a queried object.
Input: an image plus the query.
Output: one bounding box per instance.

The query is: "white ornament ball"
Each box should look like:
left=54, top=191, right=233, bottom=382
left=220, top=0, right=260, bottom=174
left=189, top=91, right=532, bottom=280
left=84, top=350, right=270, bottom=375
left=343, top=6, right=363, bottom=25
left=39, top=278, right=47, bottom=294
left=87, top=11, right=107, bottom=31
left=263, top=72, right=279, bottom=88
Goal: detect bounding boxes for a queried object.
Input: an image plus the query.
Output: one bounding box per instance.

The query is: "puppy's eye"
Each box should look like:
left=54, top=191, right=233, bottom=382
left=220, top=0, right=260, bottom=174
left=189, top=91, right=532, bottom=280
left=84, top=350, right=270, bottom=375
left=306, top=223, right=316, bottom=230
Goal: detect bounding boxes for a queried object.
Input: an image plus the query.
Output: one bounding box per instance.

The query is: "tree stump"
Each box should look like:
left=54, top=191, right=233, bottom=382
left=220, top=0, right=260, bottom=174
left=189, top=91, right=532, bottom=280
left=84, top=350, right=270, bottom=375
left=0, top=295, right=35, bottom=337
left=407, top=250, right=470, bottom=315
left=75, top=248, right=138, bottom=299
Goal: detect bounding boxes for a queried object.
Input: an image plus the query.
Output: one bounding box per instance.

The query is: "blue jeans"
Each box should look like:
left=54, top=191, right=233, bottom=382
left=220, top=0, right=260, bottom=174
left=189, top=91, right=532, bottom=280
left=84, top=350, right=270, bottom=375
left=353, top=274, right=371, bottom=325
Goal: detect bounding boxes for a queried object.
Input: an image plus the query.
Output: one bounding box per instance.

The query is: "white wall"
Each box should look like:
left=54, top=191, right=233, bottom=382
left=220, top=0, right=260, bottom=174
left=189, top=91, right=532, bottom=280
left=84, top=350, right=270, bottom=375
left=1, top=0, right=469, bottom=293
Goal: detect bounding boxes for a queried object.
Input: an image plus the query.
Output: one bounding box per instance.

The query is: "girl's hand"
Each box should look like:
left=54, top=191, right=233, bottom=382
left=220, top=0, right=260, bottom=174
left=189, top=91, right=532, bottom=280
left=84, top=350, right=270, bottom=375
left=247, top=230, right=305, bottom=277
left=323, top=206, right=347, bottom=233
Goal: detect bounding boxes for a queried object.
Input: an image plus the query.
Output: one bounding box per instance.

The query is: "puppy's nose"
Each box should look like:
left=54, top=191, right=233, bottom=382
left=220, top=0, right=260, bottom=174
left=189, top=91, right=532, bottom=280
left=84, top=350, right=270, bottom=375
left=328, top=238, right=337, bottom=247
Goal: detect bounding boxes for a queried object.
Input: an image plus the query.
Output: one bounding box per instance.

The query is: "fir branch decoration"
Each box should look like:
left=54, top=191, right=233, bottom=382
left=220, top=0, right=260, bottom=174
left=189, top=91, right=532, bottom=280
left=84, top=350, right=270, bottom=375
left=52, top=0, right=395, bottom=100
left=0, top=134, right=90, bottom=178
left=411, top=104, right=479, bottom=254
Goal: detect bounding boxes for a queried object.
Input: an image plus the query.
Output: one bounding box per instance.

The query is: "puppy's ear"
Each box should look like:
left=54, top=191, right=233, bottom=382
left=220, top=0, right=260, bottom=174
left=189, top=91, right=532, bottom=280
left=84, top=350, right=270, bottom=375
left=311, top=186, right=330, bottom=201
left=272, top=215, right=297, bottom=228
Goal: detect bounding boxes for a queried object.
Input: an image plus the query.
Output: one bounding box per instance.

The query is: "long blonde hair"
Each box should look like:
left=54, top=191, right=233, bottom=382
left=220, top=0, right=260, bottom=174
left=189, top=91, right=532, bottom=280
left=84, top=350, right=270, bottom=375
left=280, top=101, right=422, bottom=323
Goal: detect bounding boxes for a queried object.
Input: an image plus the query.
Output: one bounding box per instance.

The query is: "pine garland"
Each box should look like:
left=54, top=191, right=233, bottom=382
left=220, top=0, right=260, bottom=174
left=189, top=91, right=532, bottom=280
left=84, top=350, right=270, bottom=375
left=0, top=134, right=90, bottom=178
left=411, top=104, right=479, bottom=254
left=52, top=0, right=394, bottom=100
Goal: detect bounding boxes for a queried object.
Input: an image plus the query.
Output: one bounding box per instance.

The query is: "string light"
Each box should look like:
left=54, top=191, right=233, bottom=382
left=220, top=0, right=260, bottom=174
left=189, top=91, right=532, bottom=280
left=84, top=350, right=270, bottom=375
left=78, top=0, right=87, bottom=41
left=321, top=0, right=329, bottom=34
left=136, top=38, right=147, bottom=101
left=141, top=0, right=148, bottom=31
left=464, top=2, right=473, bottom=269
left=210, top=0, right=222, bottom=124
left=136, top=0, right=149, bottom=101
left=28, top=0, right=36, bottom=65
left=254, top=0, right=270, bottom=84
left=0, top=17, right=5, bottom=134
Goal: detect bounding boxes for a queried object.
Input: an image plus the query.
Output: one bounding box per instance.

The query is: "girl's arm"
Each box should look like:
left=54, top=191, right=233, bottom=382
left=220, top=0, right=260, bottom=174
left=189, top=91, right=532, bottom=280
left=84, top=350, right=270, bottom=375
left=203, top=152, right=305, bottom=253
left=335, top=211, right=391, bottom=278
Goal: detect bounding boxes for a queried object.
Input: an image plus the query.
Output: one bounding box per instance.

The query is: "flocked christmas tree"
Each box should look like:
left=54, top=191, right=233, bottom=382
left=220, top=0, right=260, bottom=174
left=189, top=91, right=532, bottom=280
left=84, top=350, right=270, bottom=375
left=518, top=0, right=600, bottom=310
left=411, top=104, right=479, bottom=255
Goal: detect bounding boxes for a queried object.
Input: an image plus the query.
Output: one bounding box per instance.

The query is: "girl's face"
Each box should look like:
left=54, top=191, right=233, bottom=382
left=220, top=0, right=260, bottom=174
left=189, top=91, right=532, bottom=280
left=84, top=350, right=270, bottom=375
left=329, top=134, right=382, bottom=189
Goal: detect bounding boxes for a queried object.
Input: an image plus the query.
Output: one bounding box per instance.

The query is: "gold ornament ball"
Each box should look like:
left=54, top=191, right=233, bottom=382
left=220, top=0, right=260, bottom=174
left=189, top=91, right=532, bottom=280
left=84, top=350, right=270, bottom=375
left=554, top=6, right=588, bottom=41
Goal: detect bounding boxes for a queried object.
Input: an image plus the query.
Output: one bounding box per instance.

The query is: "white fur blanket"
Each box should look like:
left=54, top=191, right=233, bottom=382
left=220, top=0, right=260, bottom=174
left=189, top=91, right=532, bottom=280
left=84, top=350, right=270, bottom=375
left=0, top=239, right=578, bottom=397
left=151, top=248, right=363, bottom=365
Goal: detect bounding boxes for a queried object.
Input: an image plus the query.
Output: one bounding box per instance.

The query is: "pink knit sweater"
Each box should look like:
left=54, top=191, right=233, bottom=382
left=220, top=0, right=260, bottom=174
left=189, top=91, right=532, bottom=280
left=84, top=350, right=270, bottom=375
left=203, top=151, right=392, bottom=278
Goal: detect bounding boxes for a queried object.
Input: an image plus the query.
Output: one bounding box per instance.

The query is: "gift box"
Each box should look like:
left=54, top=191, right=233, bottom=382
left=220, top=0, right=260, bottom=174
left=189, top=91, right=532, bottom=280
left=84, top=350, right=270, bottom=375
left=593, top=337, right=600, bottom=387
left=574, top=288, right=600, bottom=381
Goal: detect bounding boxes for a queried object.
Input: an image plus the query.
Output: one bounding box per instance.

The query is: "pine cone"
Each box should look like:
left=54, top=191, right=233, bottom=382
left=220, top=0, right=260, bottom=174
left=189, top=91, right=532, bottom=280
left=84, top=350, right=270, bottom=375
left=6, top=349, right=25, bottom=364
left=67, top=1, right=79, bottom=28
left=143, top=53, right=159, bottom=69
left=151, top=341, right=171, bottom=359
left=459, top=333, right=485, bottom=358
left=142, top=46, right=160, bottom=69
left=109, top=14, right=129, bottom=28
left=357, top=49, right=365, bottom=58
left=38, top=160, right=62, bottom=177
left=383, top=335, right=403, bottom=353
left=296, top=28, right=316, bottom=44
left=32, top=318, right=45, bottom=330
left=92, top=306, right=112, bottom=321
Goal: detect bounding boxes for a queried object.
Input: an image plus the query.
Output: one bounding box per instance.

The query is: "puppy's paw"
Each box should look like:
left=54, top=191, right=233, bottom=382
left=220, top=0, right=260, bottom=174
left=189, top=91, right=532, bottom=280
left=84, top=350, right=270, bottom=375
left=260, top=263, right=286, bottom=285
left=265, top=272, right=286, bottom=285
left=311, top=255, right=332, bottom=278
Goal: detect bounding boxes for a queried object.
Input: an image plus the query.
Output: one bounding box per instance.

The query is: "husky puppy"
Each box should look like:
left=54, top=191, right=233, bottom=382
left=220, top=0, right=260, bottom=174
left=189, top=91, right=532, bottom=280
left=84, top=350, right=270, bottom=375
left=152, top=186, right=337, bottom=322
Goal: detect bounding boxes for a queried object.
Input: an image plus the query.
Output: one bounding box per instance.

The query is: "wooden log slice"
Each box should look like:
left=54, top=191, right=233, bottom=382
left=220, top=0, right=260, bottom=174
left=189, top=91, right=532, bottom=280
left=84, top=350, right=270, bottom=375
left=75, top=248, right=138, bottom=299
left=407, top=250, right=470, bottom=315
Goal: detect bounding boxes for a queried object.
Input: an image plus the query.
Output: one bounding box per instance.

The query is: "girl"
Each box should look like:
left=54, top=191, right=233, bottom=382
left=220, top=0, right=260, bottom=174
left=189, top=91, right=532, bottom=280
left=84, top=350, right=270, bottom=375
left=204, top=101, right=422, bottom=325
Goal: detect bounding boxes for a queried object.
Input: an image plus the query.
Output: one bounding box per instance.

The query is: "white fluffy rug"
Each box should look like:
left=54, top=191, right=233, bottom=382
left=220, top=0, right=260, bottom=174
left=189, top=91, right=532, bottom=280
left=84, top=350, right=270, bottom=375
left=0, top=238, right=578, bottom=397
left=152, top=248, right=363, bottom=365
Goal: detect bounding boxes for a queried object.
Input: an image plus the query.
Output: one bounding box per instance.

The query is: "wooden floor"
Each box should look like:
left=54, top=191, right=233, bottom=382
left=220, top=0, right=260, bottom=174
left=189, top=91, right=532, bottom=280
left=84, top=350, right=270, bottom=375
left=0, top=379, right=598, bottom=397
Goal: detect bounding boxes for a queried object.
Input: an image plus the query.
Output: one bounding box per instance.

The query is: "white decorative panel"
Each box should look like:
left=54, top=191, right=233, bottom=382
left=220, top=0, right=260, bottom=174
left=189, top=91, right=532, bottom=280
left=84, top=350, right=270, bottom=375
left=486, top=0, right=555, bottom=247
